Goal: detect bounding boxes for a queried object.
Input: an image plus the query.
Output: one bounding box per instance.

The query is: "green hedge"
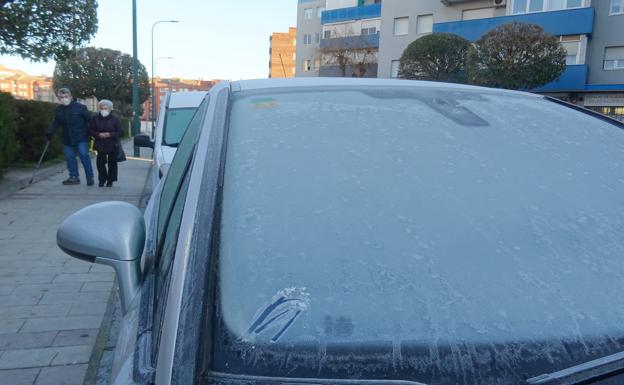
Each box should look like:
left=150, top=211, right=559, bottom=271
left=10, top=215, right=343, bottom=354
left=0, top=93, right=132, bottom=177
left=14, top=99, right=63, bottom=163
left=0, top=92, right=18, bottom=176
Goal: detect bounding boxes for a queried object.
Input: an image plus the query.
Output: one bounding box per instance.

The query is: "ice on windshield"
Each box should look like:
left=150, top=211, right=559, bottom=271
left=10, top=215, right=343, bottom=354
left=218, top=88, right=624, bottom=348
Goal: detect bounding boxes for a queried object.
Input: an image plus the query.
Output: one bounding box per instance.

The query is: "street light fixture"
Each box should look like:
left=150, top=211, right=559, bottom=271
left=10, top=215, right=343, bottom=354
left=151, top=20, right=179, bottom=136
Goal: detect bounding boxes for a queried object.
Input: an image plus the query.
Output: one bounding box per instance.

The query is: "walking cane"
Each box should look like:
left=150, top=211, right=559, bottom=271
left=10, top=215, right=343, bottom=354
left=29, top=140, right=50, bottom=185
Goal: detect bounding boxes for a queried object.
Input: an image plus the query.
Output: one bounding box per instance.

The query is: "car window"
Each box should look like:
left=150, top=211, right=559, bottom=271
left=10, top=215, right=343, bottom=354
left=212, top=87, right=624, bottom=383
left=157, top=99, right=207, bottom=245
left=162, top=107, right=198, bottom=146
left=152, top=168, right=192, bottom=360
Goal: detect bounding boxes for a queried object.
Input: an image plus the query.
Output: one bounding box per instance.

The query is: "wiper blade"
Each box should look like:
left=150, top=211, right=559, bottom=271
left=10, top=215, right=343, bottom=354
left=527, top=351, right=624, bottom=385
left=162, top=142, right=179, bottom=148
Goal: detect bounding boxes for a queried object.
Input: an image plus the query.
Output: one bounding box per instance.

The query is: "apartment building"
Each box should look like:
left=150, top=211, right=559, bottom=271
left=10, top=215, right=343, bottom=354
left=0, top=65, right=55, bottom=102
left=297, top=0, right=382, bottom=77
left=297, top=0, right=624, bottom=119
left=269, top=27, right=297, bottom=78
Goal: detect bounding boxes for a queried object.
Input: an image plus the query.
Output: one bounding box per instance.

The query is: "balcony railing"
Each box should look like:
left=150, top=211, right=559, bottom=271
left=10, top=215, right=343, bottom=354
left=319, top=33, right=380, bottom=50
left=433, top=7, right=595, bottom=41
left=321, top=3, right=382, bottom=25
left=533, top=64, right=589, bottom=92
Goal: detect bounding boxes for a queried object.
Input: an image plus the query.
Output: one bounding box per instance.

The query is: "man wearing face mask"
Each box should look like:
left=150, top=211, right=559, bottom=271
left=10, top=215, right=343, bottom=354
left=46, top=88, right=95, bottom=186
left=89, top=100, right=123, bottom=187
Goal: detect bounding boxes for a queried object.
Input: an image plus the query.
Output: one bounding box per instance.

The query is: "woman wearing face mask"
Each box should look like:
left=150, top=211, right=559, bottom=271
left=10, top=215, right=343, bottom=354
left=89, top=100, right=123, bottom=187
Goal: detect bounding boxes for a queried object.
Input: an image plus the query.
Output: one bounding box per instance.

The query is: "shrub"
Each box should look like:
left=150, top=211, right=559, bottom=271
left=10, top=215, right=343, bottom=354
left=13, top=99, right=63, bottom=163
left=399, top=33, right=472, bottom=83
left=468, top=22, right=567, bottom=90
left=0, top=92, right=18, bottom=176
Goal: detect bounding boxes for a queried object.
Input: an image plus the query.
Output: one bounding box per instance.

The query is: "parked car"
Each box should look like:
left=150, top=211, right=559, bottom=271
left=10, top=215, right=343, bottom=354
left=58, top=78, right=624, bottom=385
left=134, top=91, right=207, bottom=187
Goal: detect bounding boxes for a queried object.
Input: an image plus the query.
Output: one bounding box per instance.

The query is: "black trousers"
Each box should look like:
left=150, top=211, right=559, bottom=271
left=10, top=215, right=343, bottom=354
left=96, top=152, right=118, bottom=183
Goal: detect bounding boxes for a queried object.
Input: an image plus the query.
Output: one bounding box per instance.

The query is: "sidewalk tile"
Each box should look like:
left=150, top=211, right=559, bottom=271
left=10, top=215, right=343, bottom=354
left=21, top=316, right=102, bottom=333
left=0, top=304, right=70, bottom=320
left=0, top=332, right=57, bottom=349
left=0, top=368, right=40, bottom=385
left=0, top=319, right=25, bottom=334
left=35, top=364, right=87, bottom=385
left=52, top=329, right=98, bottom=347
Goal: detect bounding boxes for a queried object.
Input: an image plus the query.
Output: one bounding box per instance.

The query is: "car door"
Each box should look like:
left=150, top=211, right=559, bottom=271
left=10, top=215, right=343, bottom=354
left=110, top=98, right=209, bottom=385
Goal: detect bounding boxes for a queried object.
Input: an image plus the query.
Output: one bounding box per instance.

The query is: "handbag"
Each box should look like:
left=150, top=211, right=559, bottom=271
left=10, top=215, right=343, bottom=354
left=115, top=142, right=127, bottom=162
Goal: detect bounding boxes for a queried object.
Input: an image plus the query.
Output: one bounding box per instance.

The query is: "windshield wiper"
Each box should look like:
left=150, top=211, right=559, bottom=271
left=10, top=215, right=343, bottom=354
left=162, top=142, right=179, bottom=148
left=526, top=351, right=624, bottom=385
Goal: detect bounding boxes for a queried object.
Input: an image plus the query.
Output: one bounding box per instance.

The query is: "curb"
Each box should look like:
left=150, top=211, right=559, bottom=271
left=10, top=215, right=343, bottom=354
left=0, top=162, right=68, bottom=198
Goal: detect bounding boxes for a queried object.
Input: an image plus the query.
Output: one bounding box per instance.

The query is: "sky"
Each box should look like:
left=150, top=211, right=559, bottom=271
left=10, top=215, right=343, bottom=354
left=0, top=0, right=297, bottom=80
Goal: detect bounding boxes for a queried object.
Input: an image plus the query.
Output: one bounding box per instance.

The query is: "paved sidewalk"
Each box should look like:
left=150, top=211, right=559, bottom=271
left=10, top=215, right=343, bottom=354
left=0, top=142, right=152, bottom=385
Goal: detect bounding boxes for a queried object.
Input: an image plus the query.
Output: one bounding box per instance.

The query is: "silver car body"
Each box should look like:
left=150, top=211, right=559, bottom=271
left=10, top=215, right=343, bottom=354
left=65, top=78, right=624, bottom=385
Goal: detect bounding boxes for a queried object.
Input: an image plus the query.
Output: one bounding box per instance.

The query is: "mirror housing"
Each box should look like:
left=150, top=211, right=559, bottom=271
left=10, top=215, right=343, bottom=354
left=57, top=201, right=145, bottom=314
left=134, top=134, right=154, bottom=149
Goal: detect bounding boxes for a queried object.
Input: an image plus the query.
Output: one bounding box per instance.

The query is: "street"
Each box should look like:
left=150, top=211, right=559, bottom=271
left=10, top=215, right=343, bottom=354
left=0, top=141, right=151, bottom=385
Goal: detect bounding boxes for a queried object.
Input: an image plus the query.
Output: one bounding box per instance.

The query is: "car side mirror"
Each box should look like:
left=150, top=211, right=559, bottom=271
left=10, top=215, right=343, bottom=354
left=134, top=134, right=154, bottom=149
left=57, top=201, right=145, bottom=314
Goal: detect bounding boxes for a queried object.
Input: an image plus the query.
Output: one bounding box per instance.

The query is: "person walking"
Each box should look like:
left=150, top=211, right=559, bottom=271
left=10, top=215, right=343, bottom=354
left=46, top=88, right=95, bottom=186
left=89, top=100, right=123, bottom=187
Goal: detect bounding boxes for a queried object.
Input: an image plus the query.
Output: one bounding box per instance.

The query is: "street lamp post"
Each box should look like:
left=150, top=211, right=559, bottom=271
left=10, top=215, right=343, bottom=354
left=132, top=0, right=140, bottom=156
left=151, top=20, right=179, bottom=137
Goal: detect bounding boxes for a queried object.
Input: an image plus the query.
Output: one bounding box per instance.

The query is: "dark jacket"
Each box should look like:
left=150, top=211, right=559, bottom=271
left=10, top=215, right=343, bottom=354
left=89, top=113, right=123, bottom=154
left=47, top=101, right=92, bottom=146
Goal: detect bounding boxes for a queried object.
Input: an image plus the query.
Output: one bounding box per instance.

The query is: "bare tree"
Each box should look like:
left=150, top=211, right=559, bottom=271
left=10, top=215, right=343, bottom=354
left=318, top=25, right=378, bottom=77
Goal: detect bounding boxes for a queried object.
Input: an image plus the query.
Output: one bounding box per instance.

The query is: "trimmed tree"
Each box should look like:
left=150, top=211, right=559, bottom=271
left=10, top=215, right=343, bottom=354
left=0, top=0, right=98, bottom=61
left=468, top=22, right=567, bottom=90
left=53, top=47, right=150, bottom=117
left=399, top=33, right=472, bottom=83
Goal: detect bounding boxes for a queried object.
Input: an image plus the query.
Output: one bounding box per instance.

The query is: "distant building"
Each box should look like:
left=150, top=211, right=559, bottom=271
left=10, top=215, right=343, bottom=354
left=0, top=65, right=55, bottom=102
left=141, top=77, right=221, bottom=121
left=269, top=27, right=297, bottom=78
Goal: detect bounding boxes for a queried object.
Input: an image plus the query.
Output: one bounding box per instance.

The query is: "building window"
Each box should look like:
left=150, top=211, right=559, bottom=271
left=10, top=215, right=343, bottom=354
left=315, top=33, right=321, bottom=44
left=416, top=14, right=433, bottom=34
left=560, top=35, right=581, bottom=65
left=317, top=6, right=325, bottom=18
left=462, top=7, right=496, bottom=20
left=604, top=46, right=624, bottom=70
left=303, top=60, right=311, bottom=72
left=324, top=30, right=332, bottom=39
left=611, top=0, right=624, bottom=14
left=391, top=60, right=400, bottom=78
left=303, top=34, right=312, bottom=44
left=304, top=8, right=313, bottom=20
left=394, top=17, right=409, bottom=36
left=512, top=0, right=583, bottom=14
left=361, top=27, right=377, bottom=35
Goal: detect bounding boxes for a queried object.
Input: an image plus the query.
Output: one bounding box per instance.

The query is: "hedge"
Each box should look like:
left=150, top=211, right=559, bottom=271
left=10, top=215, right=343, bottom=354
left=14, top=99, right=63, bottom=163
left=0, top=93, right=134, bottom=177
left=0, top=92, right=18, bottom=176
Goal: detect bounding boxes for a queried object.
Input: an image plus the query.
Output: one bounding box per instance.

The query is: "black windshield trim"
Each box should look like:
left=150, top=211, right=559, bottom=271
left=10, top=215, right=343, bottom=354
left=526, top=350, right=624, bottom=385
left=204, top=371, right=429, bottom=385
left=544, top=96, right=624, bottom=130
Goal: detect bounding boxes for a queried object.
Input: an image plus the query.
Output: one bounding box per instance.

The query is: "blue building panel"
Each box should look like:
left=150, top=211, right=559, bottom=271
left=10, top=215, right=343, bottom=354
left=533, top=65, right=589, bottom=92
left=433, top=7, right=595, bottom=42
left=320, top=33, right=380, bottom=50
left=321, top=3, right=382, bottom=24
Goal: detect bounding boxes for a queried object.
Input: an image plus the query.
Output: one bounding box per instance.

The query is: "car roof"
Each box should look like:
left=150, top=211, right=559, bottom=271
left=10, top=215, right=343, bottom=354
left=166, top=91, right=207, bottom=109
left=230, top=77, right=541, bottom=99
